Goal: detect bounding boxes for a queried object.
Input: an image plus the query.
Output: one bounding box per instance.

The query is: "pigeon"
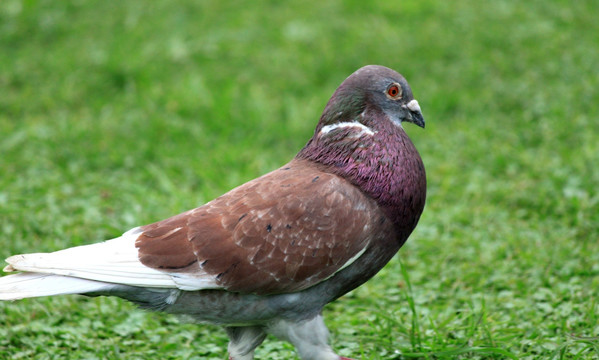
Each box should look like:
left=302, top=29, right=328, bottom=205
left=0, top=65, right=426, bottom=360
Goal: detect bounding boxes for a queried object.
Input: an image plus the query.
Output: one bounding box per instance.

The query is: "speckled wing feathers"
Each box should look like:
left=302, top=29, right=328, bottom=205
left=136, top=159, right=383, bottom=295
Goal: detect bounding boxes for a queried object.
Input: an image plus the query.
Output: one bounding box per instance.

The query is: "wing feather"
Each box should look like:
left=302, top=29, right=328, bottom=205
left=136, top=159, right=385, bottom=295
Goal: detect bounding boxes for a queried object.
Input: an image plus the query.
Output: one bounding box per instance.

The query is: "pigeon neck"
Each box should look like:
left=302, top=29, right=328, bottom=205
left=296, top=111, right=426, bottom=239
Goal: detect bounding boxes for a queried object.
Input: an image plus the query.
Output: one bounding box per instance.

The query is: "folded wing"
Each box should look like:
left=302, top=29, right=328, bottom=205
left=136, top=159, right=380, bottom=294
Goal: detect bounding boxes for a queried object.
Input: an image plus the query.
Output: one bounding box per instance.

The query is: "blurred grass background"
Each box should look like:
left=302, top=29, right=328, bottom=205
left=1, top=0, right=598, bottom=359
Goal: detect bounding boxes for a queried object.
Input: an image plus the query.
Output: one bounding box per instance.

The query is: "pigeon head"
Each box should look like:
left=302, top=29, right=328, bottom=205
left=318, top=65, right=425, bottom=132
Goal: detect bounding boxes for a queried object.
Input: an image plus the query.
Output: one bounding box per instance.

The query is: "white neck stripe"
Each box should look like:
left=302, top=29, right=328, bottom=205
left=319, top=122, right=375, bottom=137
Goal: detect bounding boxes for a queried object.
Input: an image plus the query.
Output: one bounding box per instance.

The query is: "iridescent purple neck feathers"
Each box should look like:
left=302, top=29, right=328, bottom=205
left=297, top=107, right=426, bottom=239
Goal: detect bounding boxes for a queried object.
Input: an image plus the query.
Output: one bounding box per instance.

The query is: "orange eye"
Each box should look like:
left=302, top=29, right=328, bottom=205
left=386, top=84, right=402, bottom=99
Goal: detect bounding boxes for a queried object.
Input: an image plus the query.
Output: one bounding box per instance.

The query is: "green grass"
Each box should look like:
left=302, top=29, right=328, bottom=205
left=1, top=0, right=598, bottom=359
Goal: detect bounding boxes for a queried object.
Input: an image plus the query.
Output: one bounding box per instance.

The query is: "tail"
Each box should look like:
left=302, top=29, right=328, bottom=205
left=0, top=272, right=115, bottom=300
left=0, top=227, right=188, bottom=301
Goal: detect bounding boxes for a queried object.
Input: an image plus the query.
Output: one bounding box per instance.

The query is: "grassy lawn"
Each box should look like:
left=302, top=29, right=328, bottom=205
left=1, top=0, right=598, bottom=359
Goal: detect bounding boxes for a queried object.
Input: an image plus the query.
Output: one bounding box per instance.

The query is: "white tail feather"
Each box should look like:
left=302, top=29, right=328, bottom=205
left=0, top=273, right=115, bottom=300
left=3, top=227, right=178, bottom=288
left=1, top=227, right=220, bottom=299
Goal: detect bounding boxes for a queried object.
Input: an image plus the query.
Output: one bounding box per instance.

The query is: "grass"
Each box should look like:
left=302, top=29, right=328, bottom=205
left=1, top=0, right=598, bottom=359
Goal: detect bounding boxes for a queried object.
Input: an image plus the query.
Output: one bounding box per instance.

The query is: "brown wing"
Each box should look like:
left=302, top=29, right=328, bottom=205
left=136, top=159, right=383, bottom=295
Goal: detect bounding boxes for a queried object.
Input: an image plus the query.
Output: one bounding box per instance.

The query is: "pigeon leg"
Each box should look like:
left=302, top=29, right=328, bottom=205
left=267, top=314, right=342, bottom=360
left=226, top=326, right=267, bottom=360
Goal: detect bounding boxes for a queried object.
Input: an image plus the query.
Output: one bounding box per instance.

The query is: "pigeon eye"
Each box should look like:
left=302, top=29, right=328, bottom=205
left=386, top=84, right=402, bottom=99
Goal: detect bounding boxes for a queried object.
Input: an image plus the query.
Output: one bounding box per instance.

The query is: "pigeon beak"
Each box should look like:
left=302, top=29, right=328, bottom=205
left=405, top=99, right=425, bottom=129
